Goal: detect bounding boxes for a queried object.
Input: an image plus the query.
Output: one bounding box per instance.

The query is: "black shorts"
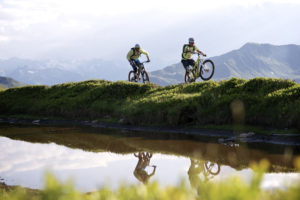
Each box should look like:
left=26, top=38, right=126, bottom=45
left=181, top=59, right=195, bottom=72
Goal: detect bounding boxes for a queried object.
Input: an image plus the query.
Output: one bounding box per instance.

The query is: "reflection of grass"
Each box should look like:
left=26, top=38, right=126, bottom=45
left=0, top=78, right=299, bottom=131
left=1, top=160, right=300, bottom=200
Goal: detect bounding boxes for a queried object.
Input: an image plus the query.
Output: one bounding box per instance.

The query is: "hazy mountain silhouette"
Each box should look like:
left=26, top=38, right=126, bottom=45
left=0, top=76, right=25, bottom=88
left=0, top=58, right=127, bottom=85
left=150, top=43, right=300, bottom=85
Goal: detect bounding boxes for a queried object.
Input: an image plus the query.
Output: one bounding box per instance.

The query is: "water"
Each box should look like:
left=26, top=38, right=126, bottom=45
left=0, top=124, right=299, bottom=192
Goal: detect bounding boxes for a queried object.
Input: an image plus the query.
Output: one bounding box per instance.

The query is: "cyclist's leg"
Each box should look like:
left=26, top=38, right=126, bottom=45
left=181, top=60, right=190, bottom=73
left=188, top=59, right=196, bottom=76
left=135, top=59, right=141, bottom=68
left=135, top=59, right=141, bottom=78
left=130, top=60, right=138, bottom=79
left=187, top=59, right=195, bottom=68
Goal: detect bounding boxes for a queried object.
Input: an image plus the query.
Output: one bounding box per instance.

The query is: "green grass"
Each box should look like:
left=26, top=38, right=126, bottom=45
left=0, top=78, right=299, bottom=130
left=1, top=160, right=300, bottom=200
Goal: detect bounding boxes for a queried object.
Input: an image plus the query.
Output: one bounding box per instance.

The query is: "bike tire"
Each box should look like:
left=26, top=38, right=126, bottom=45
left=199, top=59, right=215, bottom=81
left=204, top=162, right=220, bottom=175
left=128, top=71, right=136, bottom=82
left=184, top=69, right=196, bottom=83
left=142, top=71, right=150, bottom=84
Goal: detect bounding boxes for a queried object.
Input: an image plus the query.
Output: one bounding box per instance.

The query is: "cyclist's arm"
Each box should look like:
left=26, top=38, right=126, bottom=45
left=184, top=45, right=191, bottom=53
left=127, top=50, right=134, bottom=61
left=195, top=46, right=206, bottom=56
left=141, top=49, right=150, bottom=61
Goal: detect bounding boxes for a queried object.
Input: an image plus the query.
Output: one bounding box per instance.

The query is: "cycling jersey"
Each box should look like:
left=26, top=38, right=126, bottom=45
left=127, top=48, right=149, bottom=61
left=182, top=45, right=199, bottom=60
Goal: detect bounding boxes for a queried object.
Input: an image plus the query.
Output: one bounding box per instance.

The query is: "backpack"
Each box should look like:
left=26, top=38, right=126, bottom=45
left=182, top=44, right=195, bottom=59
left=130, top=48, right=137, bottom=60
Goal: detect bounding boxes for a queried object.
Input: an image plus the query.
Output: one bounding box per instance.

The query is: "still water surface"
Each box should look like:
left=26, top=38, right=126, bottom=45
left=0, top=124, right=299, bottom=192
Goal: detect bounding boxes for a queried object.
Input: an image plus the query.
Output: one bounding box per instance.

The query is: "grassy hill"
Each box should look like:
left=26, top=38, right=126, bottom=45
left=0, top=76, right=25, bottom=89
left=150, top=43, right=300, bottom=85
left=0, top=78, right=299, bottom=129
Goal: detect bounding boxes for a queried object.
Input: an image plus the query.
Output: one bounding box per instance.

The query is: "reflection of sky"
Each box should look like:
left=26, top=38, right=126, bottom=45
left=0, top=136, right=299, bottom=192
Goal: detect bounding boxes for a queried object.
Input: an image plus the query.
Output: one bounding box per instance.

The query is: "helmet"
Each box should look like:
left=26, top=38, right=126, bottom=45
left=188, top=38, right=194, bottom=43
left=135, top=44, right=140, bottom=49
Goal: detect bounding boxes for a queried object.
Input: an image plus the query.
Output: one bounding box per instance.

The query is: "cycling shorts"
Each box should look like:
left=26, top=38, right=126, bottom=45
left=181, top=59, right=195, bottom=72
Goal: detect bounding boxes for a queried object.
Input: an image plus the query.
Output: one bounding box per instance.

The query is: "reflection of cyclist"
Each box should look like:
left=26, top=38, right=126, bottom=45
left=127, top=44, right=150, bottom=79
left=188, top=159, right=206, bottom=189
left=181, top=38, right=206, bottom=76
left=133, top=152, right=156, bottom=184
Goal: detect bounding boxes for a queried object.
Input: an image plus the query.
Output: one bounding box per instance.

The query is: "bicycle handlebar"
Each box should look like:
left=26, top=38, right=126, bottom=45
left=141, top=60, right=150, bottom=64
left=193, top=52, right=207, bottom=57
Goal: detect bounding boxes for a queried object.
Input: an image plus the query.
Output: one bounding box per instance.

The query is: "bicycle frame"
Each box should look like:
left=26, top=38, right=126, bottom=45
left=191, top=53, right=203, bottom=78
left=136, top=61, right=149, bottom=78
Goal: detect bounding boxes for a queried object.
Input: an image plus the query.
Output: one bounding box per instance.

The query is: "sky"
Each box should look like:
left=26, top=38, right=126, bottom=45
left=0, top=0, right=300, bottom=69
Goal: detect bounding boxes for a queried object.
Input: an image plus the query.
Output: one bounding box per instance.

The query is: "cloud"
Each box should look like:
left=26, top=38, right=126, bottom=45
left=0, top=0, right=299, bottom=68
left=0, top=137, right=132, bottom=175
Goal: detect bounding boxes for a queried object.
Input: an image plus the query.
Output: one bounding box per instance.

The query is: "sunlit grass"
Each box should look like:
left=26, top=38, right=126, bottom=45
left=0, top=78, right=299, bottom=130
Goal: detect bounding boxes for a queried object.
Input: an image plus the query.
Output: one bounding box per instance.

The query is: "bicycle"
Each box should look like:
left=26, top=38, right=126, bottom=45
left=128, top=61, right=150, bottom=83
left=204, top=161, right=220, bottom=176
left=184, top=53, right=215, bottom=83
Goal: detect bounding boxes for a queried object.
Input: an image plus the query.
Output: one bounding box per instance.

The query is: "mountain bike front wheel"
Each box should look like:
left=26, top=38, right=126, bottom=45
left=128, top=71, right=137, bottom=82
left=184, top=70, right=196, bottom=83
left=199, top=59, right=215, bottom=81
left=204, top=161, right=220, bottom=175
left=142, top=71, right=150, bottom=83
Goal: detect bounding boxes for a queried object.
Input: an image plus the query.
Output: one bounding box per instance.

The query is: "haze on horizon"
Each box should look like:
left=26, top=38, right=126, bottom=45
left=0, top=0, right=300, bottom=70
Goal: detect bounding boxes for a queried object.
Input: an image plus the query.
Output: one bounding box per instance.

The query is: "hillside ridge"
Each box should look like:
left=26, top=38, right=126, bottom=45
left=0, top=78, right=299, bottom=129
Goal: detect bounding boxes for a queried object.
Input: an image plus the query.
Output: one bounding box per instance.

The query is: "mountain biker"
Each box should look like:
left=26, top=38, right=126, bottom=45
left=127, top=44, right=150, bottom=79
left=181, top=38, right=206, bottom=76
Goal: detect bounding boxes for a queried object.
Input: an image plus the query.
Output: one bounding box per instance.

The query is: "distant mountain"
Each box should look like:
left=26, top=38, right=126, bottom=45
left=0, top=58, right=127, bottom=85
left=1, top=43, right=300, bottom=86
left=0, top=76, right=25, bottom=89
left=149, top=43, right=300, bottom=85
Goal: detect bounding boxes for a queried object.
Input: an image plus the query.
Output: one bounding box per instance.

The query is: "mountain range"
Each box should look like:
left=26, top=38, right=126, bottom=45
left=0, top=43, right=299, bottom=86
left=150, top=43, right=300, bottom=85
left=0, top=76, right=25, bottom=89
left=0, top=58, right=127, bottom=85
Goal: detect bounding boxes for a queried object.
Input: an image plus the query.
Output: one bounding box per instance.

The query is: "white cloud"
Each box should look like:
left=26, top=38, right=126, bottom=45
left=0, top=137, right=132, bottom=175
left=0, top=0, right=300, bottom=67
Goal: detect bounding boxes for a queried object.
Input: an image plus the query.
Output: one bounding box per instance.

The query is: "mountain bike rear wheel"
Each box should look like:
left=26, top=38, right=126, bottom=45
left=199, top=59, right=215, bottom=81
left=184, top=70, right=196, bottom=83
left=128, top=71, right=137, bottom=82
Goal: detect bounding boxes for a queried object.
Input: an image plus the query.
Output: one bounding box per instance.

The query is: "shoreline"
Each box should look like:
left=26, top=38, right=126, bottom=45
left=1, top=117, right=300, bottom=147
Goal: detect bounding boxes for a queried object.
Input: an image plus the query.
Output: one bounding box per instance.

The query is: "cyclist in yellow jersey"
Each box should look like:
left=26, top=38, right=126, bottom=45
left=127, top=44, right=150, bottom=78
left=181, top=38, right=206, bottom=75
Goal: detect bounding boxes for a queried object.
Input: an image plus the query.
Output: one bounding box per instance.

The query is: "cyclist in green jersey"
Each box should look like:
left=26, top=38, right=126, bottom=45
left=181, top=38, right=206, bottom=76
left=127, top=44, right=150, bottom=79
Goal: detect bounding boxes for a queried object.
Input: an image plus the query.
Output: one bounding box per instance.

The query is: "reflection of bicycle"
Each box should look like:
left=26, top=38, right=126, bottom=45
left=185, top=53, right=215, bottom=83
left=204, top=161, right=220, bottom=176
left=188, top=159, right=220, bottom=185
left=128, top=61, right=150, bottom=83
